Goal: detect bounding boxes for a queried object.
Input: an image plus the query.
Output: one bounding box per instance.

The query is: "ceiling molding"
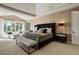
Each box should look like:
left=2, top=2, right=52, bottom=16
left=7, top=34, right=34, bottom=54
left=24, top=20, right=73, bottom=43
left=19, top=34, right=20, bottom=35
left=34, top=3, right=79, bottom=19
left=0, top=15, right=27, bottom=22
left=0, top=4, right=36, bottom=16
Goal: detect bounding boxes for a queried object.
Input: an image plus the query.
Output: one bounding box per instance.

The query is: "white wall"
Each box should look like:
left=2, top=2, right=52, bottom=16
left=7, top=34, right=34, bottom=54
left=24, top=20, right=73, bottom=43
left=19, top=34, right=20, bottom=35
left=0, top=19, right=7, bottom=38
left=0, top=19, right=3, bottom=38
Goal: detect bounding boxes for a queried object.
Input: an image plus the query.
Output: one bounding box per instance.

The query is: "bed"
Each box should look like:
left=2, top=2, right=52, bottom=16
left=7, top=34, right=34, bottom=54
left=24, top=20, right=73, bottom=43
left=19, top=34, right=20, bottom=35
left=23, top=23, right=56, bottom=49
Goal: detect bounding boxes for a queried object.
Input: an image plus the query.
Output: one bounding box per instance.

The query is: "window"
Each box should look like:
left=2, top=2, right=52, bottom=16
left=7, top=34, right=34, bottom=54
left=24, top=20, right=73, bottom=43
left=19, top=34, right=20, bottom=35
left=12, top=23, right=16, bottom=32
left=16, top=23, right=19, bottom=31
left=4, top=23, right=7, bottom=32
left=4, top=21, right=23, bottom=33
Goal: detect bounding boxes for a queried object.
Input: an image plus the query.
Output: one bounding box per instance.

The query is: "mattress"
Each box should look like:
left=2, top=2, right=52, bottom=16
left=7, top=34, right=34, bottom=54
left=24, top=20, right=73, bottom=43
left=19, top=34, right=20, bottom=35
left=39, top=33, right=53, bottom=42
left=25, top=32, right=53, bottom=42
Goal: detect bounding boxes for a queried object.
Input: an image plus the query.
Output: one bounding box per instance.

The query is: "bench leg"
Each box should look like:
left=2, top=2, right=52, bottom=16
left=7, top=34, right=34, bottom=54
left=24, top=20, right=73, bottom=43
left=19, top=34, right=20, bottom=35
left=28, top=47, right=30, bottom=54
left=16, top=40, right=18, bottom=44
left=37, top=43, right=40, bottom=50
left=37, top=43, right=39, bottom=49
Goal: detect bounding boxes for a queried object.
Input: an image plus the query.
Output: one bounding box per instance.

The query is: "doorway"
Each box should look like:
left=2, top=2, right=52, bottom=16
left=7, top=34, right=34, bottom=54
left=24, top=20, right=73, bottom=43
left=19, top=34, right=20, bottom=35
left=71, top=11, right=79, bottom=45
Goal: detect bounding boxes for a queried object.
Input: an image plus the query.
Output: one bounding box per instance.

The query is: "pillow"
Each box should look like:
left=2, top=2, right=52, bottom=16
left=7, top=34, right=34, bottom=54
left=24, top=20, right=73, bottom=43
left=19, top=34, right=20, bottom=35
left=38, top=29, right=43, bottom=33
left=42, top=29, right=47, bottom=33
left=47, top=28, right=52, bottom=33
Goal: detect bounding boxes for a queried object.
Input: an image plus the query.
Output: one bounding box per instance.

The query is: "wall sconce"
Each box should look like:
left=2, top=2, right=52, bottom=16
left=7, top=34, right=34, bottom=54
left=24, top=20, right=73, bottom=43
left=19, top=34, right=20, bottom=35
left=58, top=23, right=64, bottom=26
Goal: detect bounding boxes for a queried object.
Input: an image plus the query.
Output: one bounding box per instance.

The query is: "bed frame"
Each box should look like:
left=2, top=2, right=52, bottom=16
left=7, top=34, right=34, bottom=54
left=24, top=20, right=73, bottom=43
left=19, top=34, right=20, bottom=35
left=35, top=23, right=56, bottom=49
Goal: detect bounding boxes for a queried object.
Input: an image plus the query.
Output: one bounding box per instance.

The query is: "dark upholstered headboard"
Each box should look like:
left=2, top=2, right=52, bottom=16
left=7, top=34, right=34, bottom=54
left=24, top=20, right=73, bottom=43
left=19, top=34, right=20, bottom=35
left=34, top=23, right=56, bottom=37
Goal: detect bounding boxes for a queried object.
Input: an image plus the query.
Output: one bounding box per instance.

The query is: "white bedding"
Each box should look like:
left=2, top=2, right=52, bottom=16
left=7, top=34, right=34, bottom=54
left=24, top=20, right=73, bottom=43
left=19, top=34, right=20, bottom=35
left=31, top=32, right=53, bottom=42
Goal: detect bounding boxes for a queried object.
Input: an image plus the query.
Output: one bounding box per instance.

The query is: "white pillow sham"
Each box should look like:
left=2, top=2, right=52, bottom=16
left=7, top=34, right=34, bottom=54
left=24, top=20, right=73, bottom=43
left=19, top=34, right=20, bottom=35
left=37, top=29, right=43, bottom=33
left=46, top=28, right=52, bottom=33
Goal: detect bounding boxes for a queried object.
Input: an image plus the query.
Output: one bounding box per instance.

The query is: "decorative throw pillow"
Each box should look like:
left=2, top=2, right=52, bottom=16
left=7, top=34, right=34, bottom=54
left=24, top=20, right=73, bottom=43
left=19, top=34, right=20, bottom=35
left=42, top=29, right=47, bottom=33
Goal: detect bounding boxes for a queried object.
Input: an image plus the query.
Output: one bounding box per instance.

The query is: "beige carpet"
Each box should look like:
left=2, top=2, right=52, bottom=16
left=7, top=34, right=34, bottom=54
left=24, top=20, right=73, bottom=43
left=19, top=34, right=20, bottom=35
left=0, top=38, right=79, bottom=55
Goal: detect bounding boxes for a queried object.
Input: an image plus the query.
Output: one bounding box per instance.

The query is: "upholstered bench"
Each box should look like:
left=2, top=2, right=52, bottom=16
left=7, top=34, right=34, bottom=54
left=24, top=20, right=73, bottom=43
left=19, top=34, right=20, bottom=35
left=16, top=34, right=37, bottom=54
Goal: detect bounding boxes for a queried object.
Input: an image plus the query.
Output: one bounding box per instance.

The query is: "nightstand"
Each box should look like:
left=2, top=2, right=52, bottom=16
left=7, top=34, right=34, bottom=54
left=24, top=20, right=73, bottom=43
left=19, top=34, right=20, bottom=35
left=55, top=33, right=67, bottom=43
